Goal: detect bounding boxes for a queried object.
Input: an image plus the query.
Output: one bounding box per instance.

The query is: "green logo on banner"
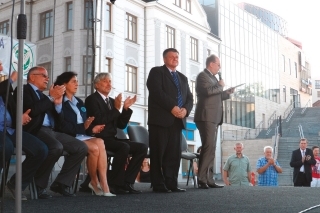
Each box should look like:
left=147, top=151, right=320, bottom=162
left=11, top=43, right=34, bottom=77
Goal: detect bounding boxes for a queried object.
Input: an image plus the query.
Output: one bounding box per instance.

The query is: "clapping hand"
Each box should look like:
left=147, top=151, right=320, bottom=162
left=114, top=94, right=122, bottom=110
left=84, top=116, right=95, bottom=130
left=92, top=124, right=105, bottom=134
left=123, top=95, right=137, bottom=110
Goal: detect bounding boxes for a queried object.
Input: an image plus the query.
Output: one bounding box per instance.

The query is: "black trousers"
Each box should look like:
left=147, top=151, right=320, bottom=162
left=294, top=172, right=311, bottom=187
left=149, top=118, right=183, bottom=190
left=35, top=127, right=88, bottom=188
left=102, top=137, right=147, bottom=186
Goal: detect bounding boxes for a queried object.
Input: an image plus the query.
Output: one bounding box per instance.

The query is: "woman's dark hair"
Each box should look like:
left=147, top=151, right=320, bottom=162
left=54, top=71, right=77, bottom=86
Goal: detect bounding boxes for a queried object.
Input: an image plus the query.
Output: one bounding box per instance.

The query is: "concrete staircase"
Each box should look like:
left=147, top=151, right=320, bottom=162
left=275, top=107, right=320, bottom=186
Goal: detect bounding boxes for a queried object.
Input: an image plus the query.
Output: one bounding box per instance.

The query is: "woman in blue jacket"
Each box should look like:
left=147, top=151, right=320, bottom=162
left=54, top=72, right=115, bottom=197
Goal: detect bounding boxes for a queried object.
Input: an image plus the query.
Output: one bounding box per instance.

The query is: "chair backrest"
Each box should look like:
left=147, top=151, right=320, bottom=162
left=116, top=128, right=128, bottom=139
left=180, top=133, right=188, bottom=152
left=127, top=125, right=149, bottom=147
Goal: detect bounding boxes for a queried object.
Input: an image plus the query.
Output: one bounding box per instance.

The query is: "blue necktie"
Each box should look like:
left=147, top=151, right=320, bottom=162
left=171, top=72, right=183, bottom=108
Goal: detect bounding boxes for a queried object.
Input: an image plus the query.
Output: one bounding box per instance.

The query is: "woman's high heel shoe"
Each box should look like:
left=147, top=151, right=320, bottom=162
left=89, top=183, right=103, bottom=196
left=102, top=192, right=116, bottom=197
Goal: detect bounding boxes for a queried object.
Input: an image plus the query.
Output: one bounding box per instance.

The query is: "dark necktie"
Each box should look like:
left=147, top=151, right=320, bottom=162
left=105, top=98, right=112, bottom=110
left=36, top=90, right=44, bottom=99
left=171, top=71, right=183, bottom=108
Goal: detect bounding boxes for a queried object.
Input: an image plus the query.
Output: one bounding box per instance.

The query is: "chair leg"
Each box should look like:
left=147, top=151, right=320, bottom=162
left=29, top=178, right=38, bottom=200
left=73, top=167, right=81, bottom=194
left=0, top=161, right=8, bottom=198
left=186, top=159, right=193, bottom=186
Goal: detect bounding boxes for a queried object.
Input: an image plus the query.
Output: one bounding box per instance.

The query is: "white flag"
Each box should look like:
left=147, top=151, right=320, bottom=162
left=0, top=34, right=37, bottom=79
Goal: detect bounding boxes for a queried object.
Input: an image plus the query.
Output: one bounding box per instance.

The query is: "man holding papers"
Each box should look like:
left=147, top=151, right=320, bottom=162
left=194, top=54, right=234, bottom=189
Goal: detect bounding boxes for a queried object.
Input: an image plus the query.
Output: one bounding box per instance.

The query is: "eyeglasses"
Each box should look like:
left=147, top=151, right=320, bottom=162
left=32, top=73, right=49, bottom=78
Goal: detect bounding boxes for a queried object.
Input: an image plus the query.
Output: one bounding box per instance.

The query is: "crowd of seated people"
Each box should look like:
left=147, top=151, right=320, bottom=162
left=0, top=65, right=147, bottom=200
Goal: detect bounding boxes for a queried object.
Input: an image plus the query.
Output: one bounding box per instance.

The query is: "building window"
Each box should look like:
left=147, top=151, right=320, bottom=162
left=65, top=57, right=71, bottom=72
left=282, top=85, right=286, bottom=102
left=125, top=65, right=137, bottom=93
left=166, top=25, right=175, bottom=48
left=84, top=0, right=93, bottom=29
left=0, top=20, right=9, bottom=35
left=317, top=91, right=320, bottom=98
left=182, top=123, right=196, bottom=141
left=105, top=58, right=111, bottom=73
left=182, top=129, right=194, bottom=141
left=295, top=62, right=297, bottom=78
left=126, top=13, right=137, bottom=42
left=315, top=80, right=320, bottom=89
left=66, top=2, right=73, bottom=31
left=190, top=37, right=198, bottom=61
left=105, top=3, right=111, bottom=31
left=185, top=0, right=191, bottom=13
left=40, top=10, right=53, bottom=39
left=174, top=0, right=181, bottom=7
left=38, top=62, right=52, bottom=85
left=83, top=56, right=92, bottom=85
left=282, top=54, right=285, bottom=72
left=190, top=80, right=196, bottom=104
left=288, top=58, right=291, bottom=75
left=207, top=49, right=211, bottom=57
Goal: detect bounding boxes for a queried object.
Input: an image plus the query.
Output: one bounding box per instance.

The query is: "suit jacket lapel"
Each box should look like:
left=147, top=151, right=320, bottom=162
left=163, top=65, right=176, bottom=86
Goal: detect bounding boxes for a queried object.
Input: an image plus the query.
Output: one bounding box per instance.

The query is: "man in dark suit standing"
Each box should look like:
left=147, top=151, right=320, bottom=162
left=85, top=73, right=147, bottom=194
left=147, top=48, right=193, bottom=193
left=290, top=138, right=316, bottom=186
left=17, top=66, right=88, bottom=197
left=194, top=54, right=234, bottom=189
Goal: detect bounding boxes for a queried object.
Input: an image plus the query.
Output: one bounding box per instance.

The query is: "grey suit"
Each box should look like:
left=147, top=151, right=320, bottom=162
left=194, top=69, right=230, bottom=184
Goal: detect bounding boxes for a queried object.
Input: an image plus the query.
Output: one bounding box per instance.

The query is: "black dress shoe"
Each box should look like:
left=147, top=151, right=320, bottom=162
left=109, top=185, right=129, bottom=194
left=50, top=182, right=76, bottom=197
left=207, top=183, right=224, bottom=188
left=153, top=185, right=172, bottom=193
left=198, top=181, right=209, bottom=189
left=37, top=187, right=53, bottom=199
left=170, top=187, right=186, bottom=192
left=124, top=183, right=142, bottom=194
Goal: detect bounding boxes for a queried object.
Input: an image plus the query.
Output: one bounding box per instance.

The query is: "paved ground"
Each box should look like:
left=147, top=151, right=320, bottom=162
left=1, top=181, right=320, bottom=213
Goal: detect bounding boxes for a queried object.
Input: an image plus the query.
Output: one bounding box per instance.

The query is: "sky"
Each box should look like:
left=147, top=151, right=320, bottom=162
left=228, top=0, right=320, bottom=78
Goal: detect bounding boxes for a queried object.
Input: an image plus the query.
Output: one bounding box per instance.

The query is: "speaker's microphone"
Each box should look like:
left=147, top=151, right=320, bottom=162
left=218, top=71, right=222, bottom=80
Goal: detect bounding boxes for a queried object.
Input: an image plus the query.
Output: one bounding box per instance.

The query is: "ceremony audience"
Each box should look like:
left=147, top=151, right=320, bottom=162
left=290, top=138, right=316, bottom=187
left=256, top=146, right=282, bottom=186
left=136, top=158, right=151, bottom=183
left=54, top=72, right=115, bottom=196
left=223, top=142, right=251, bottom=186
left=311, top=146, right=320, bottom=187
left=16, top=66, right=87, bottom=197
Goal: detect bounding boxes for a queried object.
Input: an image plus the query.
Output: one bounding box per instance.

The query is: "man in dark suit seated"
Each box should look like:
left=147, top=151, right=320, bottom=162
left=0, top=71, right=48, bottom=200
left=85, top=73, right=147, bottom=194
left=15, top=66, right=88, bottom=197
left=290, top=138, right=316, bottom=187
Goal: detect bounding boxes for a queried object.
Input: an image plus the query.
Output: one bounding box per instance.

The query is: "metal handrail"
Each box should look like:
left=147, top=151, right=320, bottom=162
left=244, top=120, right=264, bottom=139
left=298, top=124, right=304, bottom=139
left=301, top=99, right=311, bottom=114
left=267, top=111, right=277, bottom=128
left=283, top=102, right=294, bottom=119
left=273, top=126, right=279, bottom=160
